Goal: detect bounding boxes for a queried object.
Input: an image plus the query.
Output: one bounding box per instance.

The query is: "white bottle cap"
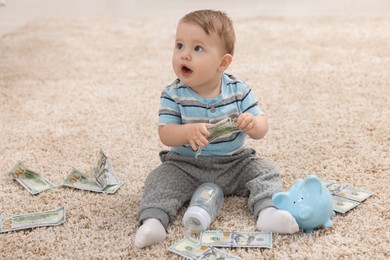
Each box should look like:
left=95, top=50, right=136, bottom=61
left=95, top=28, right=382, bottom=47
left=183, top=206, right=211, bottom=231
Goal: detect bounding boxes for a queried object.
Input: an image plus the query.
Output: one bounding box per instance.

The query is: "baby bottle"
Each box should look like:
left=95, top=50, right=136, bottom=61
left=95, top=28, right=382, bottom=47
left=183, top=183, right=224, bottom=235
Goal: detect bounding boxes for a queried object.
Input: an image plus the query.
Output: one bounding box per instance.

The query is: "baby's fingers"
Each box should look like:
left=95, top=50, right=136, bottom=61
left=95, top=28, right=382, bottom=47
left=237, top=115, right=249, bottom=128
left=190, top=136, right=208, bottom=151
left=201, top=129, right=211, bottom=138
left=189, top=140, right=199, bottom=151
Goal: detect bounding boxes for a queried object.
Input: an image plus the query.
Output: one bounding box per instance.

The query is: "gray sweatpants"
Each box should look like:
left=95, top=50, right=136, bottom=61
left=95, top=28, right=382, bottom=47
left=137, top=148, right=282, bottom=229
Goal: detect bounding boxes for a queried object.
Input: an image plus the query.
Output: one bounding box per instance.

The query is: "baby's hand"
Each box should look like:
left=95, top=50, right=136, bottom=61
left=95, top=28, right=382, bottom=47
left=185, top=123, right=211, bottom=151
left=236, top=113, right=256, bottom=134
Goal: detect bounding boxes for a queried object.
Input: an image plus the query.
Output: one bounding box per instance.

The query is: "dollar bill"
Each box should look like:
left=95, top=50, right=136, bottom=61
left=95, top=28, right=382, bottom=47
left=63, top=168, right=123, bottom=194
left=169, top=237, right=241, bottom=260
left=321, top=179, right=337, bottom=189
left=7, top=161, right=55, bottom=195
left=321, top=179, right=373, bottom=202
left=0, top=206, right=66, bottom=233
left=321, top=179, right=345, bottom=194
left=169, top=237, right=211, bottom=259
left=200, top=231, right=272, bottom=249
left=333, top=186, right=373, bottom=202
left=332, top=196, right=360, bottom=214
left=199, top=230, right=234, bottom=247
left=321, top=178, right=373, bottom=213
left=198, top=247, right=241, bottom=260
left=196, top=116, right=241, bottom=158
left=94, top=149, right=121, bottom=189
left=206, top=116, right=241, bottom=143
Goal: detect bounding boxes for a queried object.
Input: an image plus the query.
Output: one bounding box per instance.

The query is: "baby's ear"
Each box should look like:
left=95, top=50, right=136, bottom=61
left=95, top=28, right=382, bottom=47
left=219, top=53, right=233, bottom=71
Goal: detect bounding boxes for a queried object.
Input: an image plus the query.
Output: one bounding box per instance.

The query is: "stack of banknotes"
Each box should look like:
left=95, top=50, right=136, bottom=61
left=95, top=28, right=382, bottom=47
left=169, top=231, right=272, bottom=259
left=321, top=179, right=373, bottom=214
left=195, top=115, right=241, bottom=158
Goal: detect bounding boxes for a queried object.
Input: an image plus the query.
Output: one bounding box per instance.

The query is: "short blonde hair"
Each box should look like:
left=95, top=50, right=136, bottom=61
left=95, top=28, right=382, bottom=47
left=180, top=10, right=236, bottom=55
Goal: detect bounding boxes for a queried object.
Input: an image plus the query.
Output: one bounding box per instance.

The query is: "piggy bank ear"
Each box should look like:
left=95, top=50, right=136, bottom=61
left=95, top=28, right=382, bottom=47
left=293, top=178, right=304, bottom=187
left=302, top=175, right=322, bottom=193
left=272, top=192, right=290, bottom=210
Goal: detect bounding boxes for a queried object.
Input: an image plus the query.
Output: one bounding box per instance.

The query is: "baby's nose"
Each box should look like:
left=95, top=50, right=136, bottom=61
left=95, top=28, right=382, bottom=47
left=181, top=50, right=191, bottom=60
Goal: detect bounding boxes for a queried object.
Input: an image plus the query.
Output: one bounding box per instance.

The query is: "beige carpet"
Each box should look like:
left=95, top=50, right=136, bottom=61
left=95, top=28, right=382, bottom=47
left=0, top=15, right=389, bottom=259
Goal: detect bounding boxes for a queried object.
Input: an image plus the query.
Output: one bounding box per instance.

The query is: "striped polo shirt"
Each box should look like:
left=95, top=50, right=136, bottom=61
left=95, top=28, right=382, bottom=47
left=159, top=73, right=263, bottom=157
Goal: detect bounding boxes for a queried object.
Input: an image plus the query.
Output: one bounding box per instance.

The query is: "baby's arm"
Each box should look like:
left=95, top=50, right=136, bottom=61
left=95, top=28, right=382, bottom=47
left=158, top=123, right=211, bottom=151
left=236, top=113, right=269, bottom=140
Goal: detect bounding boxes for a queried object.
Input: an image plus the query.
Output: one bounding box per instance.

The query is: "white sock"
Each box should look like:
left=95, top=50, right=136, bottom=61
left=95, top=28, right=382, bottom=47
left=134, top=218, right=167, bottom=249
left=256, top=207, right=299, bottom=234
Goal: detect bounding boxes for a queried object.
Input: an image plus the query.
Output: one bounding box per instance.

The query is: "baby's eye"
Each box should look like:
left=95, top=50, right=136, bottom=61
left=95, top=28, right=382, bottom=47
left=194, top=45, right=204, bottom=52
left=176, top=43, right=184, bottom=50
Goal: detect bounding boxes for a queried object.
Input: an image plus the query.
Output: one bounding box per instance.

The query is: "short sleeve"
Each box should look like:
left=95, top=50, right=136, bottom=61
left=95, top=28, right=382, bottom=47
left=240, top=85, right=263, bottom=116
left=158, top=88, right=182, bottom=125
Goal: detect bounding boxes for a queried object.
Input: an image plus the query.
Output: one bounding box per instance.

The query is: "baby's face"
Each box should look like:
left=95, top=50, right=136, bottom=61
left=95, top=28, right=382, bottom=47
left=172, top=22, right=226, bottom=95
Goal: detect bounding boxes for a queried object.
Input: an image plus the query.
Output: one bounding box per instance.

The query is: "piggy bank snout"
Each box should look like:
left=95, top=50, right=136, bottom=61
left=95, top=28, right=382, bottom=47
left=297, top=205, right=312, bottom=220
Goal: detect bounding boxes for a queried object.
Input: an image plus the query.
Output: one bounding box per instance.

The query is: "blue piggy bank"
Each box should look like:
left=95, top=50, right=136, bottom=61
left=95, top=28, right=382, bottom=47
left=272, top=175, right=334, bottom=233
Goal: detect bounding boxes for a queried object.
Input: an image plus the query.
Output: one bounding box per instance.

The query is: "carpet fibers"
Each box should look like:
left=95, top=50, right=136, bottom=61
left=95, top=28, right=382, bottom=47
left=0, top=16, right=389, bottom=259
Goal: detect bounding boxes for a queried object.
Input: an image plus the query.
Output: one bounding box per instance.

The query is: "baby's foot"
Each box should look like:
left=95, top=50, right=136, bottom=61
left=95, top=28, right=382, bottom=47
left=257, top=207, right=299, bottom=234
left=134, top=218, right=167, bottom=249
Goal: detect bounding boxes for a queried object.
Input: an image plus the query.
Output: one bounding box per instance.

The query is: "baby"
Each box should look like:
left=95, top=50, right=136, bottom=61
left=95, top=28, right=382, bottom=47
left=135, top=9, right=299, bottom=249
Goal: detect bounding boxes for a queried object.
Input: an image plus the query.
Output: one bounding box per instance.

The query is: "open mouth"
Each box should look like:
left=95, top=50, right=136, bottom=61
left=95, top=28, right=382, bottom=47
left=181, top=65, right=193, bottom=75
